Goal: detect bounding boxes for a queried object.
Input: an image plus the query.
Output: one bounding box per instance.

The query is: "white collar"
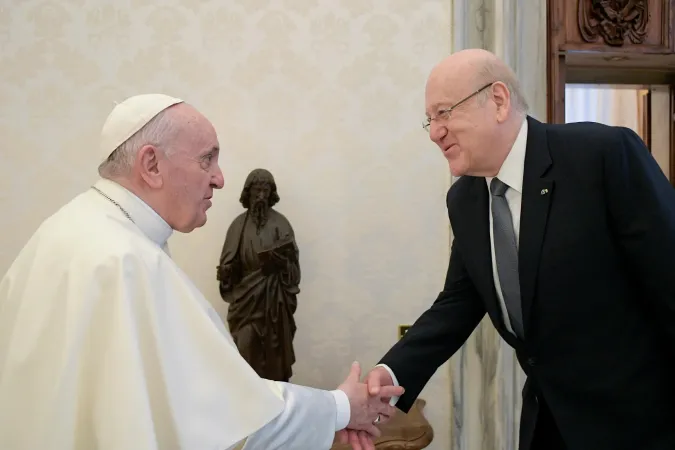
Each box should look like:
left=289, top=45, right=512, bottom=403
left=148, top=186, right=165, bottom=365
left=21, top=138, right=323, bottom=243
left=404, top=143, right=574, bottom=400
left=92, top=178, right=173, bottom=249
left=486, top=118, right=528, bottom=193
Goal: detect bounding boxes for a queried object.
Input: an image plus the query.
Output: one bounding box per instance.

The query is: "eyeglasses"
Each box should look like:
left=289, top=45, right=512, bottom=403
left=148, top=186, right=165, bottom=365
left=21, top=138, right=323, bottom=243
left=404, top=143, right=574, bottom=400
left=422, top=82, right=495, bottom=132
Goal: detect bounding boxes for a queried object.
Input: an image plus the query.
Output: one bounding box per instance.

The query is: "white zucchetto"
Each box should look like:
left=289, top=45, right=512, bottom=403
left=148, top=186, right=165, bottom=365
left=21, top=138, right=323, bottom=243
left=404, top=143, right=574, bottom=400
left=99, top=93, right=183, bottom=161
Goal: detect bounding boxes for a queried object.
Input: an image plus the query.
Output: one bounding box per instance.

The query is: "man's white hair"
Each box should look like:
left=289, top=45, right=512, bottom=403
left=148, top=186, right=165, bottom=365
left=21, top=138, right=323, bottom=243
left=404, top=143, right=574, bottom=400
left=98, top=108, right=177, bottom=178
left=476, top=59, right=529, bottom=113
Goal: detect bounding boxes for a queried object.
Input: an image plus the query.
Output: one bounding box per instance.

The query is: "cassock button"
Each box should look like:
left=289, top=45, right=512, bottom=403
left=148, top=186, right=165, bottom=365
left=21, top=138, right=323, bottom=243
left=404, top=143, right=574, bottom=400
left=527, top=357, right=537, bottom=367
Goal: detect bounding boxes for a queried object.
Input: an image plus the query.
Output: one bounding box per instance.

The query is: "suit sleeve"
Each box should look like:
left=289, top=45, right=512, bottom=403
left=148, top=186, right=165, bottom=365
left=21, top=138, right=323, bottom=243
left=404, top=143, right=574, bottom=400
left=604, top=126, right=675, bottom=341
left=378, top=235, right=486, bottom=412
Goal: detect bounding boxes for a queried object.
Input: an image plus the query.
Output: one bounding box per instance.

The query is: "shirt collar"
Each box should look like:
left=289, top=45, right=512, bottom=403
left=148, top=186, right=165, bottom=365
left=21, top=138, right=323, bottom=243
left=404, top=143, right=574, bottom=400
left=92, top=178, right=173, bottom=249
left=486, top=118, right=528, bottom=193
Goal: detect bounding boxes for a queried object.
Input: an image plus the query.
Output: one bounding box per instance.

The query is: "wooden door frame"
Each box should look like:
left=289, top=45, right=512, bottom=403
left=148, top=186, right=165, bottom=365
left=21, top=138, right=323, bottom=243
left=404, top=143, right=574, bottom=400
left=546, top=0, right=565, bottom=124
left=671, top=87, right=675, bottom=183
left=547, top=0, right=675, bottom=186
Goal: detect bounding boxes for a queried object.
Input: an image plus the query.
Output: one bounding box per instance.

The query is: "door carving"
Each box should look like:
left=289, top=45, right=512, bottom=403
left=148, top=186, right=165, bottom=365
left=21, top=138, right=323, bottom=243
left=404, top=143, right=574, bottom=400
left=547, top=0, right=675, bottom=185
left=578, top=0, right=650, bottom=46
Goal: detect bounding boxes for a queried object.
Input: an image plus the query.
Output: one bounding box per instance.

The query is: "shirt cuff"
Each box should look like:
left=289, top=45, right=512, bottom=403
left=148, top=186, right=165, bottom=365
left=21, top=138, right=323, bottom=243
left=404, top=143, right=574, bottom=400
left=375, top=364, right=401, bottom=406
left=330, top=389, right=351, bottom=431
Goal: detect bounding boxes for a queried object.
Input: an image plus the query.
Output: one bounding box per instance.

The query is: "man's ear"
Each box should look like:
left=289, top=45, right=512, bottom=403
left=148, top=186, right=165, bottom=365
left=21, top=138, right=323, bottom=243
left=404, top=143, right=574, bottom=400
left=136, top=145, right=164, bottom=189
left=491, top=81, right=511, bottom=123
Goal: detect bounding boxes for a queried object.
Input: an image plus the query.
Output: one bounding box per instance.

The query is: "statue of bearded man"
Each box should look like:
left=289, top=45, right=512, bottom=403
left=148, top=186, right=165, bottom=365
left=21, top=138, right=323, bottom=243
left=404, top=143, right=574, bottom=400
left=217, top=168, right=300, bottom=382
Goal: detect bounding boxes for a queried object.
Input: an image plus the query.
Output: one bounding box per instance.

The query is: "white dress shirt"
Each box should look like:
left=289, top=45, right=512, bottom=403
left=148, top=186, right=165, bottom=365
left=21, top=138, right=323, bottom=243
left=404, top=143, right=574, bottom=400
left=379, top=118, right=529, bottom=403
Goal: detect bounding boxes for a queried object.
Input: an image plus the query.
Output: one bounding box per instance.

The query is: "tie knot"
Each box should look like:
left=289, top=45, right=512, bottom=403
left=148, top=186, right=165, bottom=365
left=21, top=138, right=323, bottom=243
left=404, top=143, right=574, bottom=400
left=490, top=177, right=508, bottom=196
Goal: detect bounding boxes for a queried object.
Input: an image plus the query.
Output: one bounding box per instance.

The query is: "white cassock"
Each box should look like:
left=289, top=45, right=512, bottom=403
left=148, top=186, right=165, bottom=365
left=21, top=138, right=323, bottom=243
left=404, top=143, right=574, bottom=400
left=0, top=178, right=350, bottom=450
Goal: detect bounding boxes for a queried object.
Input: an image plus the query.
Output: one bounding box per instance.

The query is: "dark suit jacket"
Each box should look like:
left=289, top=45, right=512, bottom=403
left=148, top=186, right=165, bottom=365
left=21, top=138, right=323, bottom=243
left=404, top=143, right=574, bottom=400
left=379, top=116, right=675, bottom=450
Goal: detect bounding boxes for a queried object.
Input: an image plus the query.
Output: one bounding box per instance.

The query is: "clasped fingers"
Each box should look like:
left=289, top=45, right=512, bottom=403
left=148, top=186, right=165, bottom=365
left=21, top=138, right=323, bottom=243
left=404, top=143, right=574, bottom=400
left=377, top=385, right=404, bottom=399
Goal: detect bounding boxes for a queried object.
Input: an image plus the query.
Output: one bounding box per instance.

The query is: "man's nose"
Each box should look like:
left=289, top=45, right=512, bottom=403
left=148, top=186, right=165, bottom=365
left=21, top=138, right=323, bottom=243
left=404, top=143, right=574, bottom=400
left=212, top=165, right=225, bottom=189
left=429, top=121, right=447, bottom=143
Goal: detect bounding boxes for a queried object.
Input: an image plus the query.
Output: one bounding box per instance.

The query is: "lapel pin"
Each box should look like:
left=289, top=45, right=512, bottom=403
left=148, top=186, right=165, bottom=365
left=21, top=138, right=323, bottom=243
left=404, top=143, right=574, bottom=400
left=540, top=189, right=549, bottom=195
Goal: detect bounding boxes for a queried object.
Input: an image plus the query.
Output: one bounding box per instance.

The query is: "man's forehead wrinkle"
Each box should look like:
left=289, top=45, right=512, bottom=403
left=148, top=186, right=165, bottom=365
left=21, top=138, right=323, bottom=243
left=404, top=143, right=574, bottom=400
left=426, top=81, right=462, bottom=113
left=425, top=53, right=487, bottom=115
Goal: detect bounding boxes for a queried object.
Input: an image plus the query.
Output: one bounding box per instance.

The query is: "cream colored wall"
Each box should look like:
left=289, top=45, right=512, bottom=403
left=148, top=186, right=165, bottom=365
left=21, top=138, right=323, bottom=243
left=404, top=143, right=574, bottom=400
left=0, top=1, right=452, bottom=448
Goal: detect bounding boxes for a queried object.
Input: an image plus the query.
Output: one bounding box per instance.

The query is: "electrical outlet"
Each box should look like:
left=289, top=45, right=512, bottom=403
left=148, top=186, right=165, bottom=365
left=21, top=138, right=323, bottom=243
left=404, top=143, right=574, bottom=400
left=398, top=325, right=411, bottom=340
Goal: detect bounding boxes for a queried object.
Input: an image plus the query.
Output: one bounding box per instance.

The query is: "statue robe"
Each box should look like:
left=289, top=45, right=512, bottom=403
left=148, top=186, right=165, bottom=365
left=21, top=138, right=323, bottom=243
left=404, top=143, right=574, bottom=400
left=218, top=208, right=300, bottom=382
left=0, top=178, right=349, bottom=450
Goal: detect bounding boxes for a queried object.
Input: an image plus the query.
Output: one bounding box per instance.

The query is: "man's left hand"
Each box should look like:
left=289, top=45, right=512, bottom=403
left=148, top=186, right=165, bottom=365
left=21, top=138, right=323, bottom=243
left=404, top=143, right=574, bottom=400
left=335, top=429, right=376, bottom=450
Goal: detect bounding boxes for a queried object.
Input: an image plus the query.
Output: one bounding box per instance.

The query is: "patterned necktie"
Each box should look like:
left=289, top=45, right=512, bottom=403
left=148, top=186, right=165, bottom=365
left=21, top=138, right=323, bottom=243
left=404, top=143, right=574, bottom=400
left=490, top=178, right=525, bottom=338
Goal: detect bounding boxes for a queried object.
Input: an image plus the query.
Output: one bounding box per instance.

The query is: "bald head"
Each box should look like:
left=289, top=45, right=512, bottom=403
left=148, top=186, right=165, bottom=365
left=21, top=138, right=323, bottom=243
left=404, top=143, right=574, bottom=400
left=424, top=49, right=529, bottom=178
left=426, top=49, right=528, bottom=115
left=429, top=48, right=493, bottom=81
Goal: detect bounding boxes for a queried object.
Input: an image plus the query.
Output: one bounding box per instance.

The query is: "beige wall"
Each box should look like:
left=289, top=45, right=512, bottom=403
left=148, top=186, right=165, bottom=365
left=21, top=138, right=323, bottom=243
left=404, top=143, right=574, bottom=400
left=0, top=1, right=453, bottom=448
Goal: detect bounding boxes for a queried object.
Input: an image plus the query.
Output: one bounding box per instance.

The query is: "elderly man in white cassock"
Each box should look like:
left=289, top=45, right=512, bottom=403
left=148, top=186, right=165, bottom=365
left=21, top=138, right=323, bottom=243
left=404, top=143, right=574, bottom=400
left=0, top=94, right=401, bottom=450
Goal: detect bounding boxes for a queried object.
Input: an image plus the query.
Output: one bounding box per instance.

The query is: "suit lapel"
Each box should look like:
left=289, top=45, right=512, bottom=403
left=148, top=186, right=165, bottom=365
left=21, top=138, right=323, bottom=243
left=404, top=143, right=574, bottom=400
left=518, top=116, right=554, bottom=335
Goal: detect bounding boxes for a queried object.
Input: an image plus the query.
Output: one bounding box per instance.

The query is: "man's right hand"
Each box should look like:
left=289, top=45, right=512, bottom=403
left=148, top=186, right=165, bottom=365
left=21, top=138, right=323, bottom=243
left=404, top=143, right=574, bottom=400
left=364, top=366, right=395, bottom=400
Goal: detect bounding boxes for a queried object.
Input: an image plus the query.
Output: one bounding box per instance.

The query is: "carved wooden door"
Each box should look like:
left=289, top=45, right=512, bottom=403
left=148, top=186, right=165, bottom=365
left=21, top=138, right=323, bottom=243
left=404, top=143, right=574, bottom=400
left=547, top=0, right=675, bottom=124
left=671, top=85, right=675, bottom=186
left=547, top=0, right=675, bottom=184
left=574, top=0, right=670, bottom=51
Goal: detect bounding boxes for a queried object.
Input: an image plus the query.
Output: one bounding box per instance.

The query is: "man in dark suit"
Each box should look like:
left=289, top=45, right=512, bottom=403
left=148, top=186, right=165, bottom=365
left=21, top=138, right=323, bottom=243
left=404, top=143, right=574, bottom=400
left=340, top=49, right=675, bottom=450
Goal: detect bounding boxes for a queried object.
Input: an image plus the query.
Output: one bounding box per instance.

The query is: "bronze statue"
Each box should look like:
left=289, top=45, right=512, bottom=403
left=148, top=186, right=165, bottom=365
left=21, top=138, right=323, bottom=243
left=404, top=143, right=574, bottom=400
left=217, top=168, right=300, bottom=382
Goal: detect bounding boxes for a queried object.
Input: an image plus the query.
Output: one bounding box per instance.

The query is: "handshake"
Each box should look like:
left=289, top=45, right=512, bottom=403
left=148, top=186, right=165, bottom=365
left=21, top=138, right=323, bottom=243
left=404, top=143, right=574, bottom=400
left=334, top=362, right=404, bottom=450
